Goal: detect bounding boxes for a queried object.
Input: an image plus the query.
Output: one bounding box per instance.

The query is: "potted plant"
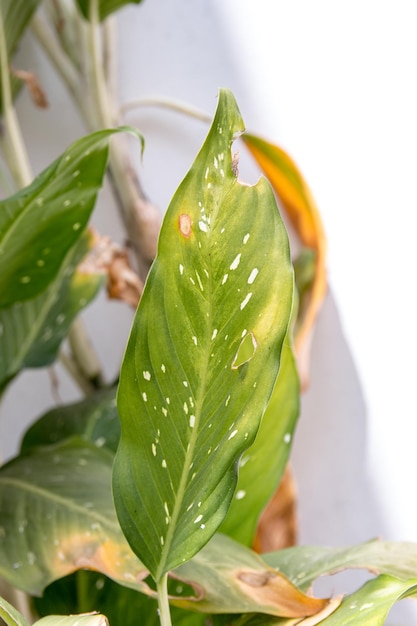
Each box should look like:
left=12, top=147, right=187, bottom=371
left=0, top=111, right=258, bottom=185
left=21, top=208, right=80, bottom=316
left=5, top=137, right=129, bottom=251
left=0, top=2, right=416, bottom=625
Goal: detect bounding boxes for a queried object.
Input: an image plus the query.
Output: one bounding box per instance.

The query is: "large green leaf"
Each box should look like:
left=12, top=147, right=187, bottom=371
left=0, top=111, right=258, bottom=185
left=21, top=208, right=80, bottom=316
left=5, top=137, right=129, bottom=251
left=0, top=230, right=104, bottom=391
left=0, top=438, right=326, bottom=620
left=0, top=438, right=149, bottom=597
left=21, top=387, right=119, bottom=453
left=35, top=571, right=207, bottom=626
left=0, top=0, right=42, bottom=114
left=0, top=127, right=140, bottom=307
left=113, top=89, right=294, bottom=580
left=220, top=339, right=299, bottom=545
left=75, top=0, right=143, bottom=21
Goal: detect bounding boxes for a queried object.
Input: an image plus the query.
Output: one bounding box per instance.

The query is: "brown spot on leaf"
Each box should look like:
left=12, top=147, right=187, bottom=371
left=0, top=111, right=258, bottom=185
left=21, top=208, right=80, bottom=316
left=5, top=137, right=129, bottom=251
left=237, top=570, right=277, bottom=587
left=179, top=214, right=192, bottom=238
left=235, top=566, right=329, bottom=618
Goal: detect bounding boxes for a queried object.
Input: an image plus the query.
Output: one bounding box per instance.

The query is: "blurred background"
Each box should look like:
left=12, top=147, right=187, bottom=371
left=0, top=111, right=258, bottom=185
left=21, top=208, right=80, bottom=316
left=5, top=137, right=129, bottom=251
left=2, top=0, right=417, bottom=622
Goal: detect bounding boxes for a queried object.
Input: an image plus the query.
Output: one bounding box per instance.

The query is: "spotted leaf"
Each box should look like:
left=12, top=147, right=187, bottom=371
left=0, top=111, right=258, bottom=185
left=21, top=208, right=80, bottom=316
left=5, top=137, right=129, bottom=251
left=0, top=231, right=103, bottom=391
left=219, top=339, right=299, bottom=547
left=113, top=89, right=294, bottom=581
left=0, top=438, right=149, bottom=597
left=0, top=127, right=141, bottom=308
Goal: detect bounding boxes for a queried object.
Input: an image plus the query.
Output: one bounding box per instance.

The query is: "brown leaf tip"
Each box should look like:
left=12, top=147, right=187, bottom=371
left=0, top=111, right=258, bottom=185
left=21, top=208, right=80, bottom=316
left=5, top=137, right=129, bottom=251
left=178, top=213, right=192, bottom=238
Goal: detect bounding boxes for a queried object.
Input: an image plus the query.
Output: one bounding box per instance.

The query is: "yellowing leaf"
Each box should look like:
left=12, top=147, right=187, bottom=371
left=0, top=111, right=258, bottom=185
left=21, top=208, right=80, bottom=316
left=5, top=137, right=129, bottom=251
left=242, top=133, right=327, bottom=388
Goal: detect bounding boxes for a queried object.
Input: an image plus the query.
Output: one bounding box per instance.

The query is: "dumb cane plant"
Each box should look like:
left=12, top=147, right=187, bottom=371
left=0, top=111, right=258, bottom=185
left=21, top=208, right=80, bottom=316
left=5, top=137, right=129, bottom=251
left=1, top=1, right=417, bottom=625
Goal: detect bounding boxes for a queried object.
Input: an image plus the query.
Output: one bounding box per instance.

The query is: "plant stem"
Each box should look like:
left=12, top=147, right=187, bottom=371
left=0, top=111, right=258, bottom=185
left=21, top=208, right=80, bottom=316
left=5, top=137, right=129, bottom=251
left=156, top=574, right=172, bottom=626
left=121, top=96, right=212, bottom=124
left=0, top=5, right=33, bottom=188
left=88, top=0, right=115, bottom=129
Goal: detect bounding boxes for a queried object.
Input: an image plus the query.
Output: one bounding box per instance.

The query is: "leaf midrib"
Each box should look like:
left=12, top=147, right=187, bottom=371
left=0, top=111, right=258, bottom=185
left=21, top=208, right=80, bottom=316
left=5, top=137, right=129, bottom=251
left=0, top=475, right=120, bottom=532
left=155, top=175, right=231, bottom=580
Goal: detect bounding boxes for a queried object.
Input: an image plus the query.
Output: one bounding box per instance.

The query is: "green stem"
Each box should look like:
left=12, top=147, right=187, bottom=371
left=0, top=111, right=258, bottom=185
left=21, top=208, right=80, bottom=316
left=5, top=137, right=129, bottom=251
left=121, top=95, right=211, bottom=124
left=0, top=5, right=33, bottom=188
left=58, top=350, right=96, bottom=396
left=156, top=573, right=172, bottom=626
left=88, top=0, right=115, bottom=129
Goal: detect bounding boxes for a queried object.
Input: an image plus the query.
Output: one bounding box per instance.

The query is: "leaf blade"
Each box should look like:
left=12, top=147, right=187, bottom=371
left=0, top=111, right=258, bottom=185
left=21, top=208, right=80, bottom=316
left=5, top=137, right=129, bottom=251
left=219, top=339, right=299, bottom=546
left=113, top=90, right=294, bottom=580
left=0, top=439, right=148, bottom=597
left=0, top=231, right=103, bottom=390
left=0, top=127, right=140, bottom=307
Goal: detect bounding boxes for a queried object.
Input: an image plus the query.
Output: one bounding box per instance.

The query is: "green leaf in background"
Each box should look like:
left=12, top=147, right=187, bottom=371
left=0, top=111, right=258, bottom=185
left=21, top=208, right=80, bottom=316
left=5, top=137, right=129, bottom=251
left=0, top=230, right=104, bottom=391
left=0, top=127, right=141, bottom=307
left=219, top=339, right=299, bottom=546
left=20, top=387, right=119, bottom=454
left=264, top=539, right=417, bottom=592
left=35, top=571, right=207, bottom=626
left=76, top=0, right=144, bottom=21
left=0, top=594, right=30, bottom=626
left=0, top=436, right=328, bottom=619
left=113, top=89, right=294, bottom=581
left=0, top=0, right=42, bottom=114
left=0, top=438, right=149, bottom=597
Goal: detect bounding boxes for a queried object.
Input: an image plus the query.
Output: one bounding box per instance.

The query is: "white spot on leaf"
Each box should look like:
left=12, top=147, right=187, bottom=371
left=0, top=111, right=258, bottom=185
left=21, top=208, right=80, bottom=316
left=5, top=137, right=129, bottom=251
left=240, top=293, right=253, bottom=310
left=243, top=233, right=250, bottom=244
left=228, top=429, right=238, bottom=440
left=143, top=371, right=151, bottom=381
left=230, top=253, right=241, bottom=270
left=248, top=268, right=259, bottom=284
left=189, top=415, right=196, bottom=428
left=236, top=490, right=246, bottom=500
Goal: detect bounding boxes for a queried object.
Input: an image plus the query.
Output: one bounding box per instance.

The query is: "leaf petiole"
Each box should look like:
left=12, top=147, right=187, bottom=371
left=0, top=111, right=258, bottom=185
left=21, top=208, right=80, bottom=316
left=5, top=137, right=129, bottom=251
left=156, top=573, right=172, bottom=626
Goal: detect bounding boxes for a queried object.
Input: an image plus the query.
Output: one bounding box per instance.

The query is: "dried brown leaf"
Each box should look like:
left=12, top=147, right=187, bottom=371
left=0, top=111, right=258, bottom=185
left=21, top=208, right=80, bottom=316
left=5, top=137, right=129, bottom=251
left=254, top=466, right=298, bottom=553
left=11, top=67, right=49, bottom=108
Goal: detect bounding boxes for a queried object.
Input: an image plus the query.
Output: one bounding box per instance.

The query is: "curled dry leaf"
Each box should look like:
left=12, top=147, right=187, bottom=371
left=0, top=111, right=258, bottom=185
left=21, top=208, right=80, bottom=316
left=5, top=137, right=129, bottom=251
left=77, top=228, right=143, bottom=308
left=253, top=465, right=298, bottom=553
left=242, top=133, right=327, bottom=390
left=11, top=67, right=48, bottom=108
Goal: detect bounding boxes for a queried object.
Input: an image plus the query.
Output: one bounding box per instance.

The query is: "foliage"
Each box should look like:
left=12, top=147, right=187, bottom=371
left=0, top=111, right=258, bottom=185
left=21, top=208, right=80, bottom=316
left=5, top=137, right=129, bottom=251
left=0, top=2, right=416, bottom=626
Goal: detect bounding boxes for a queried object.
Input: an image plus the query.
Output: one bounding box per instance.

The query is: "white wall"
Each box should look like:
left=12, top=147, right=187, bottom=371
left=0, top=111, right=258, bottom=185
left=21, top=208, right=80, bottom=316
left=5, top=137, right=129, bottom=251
left=2, top=0, right=417, bottom=622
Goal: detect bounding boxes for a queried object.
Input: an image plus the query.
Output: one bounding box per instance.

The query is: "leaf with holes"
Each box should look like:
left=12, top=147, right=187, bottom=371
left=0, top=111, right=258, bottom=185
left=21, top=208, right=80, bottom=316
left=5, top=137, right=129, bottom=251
left=113, top=89, right=294, bottom=581
left=0, top=438, right=149, bottom=597
left=219, top=339, right=299, bottom=546
left=75, top=0, right=143, bottom=21
left=0, top=231, right=104, bottom=391
left=0, top=127, right=141, bottom=308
